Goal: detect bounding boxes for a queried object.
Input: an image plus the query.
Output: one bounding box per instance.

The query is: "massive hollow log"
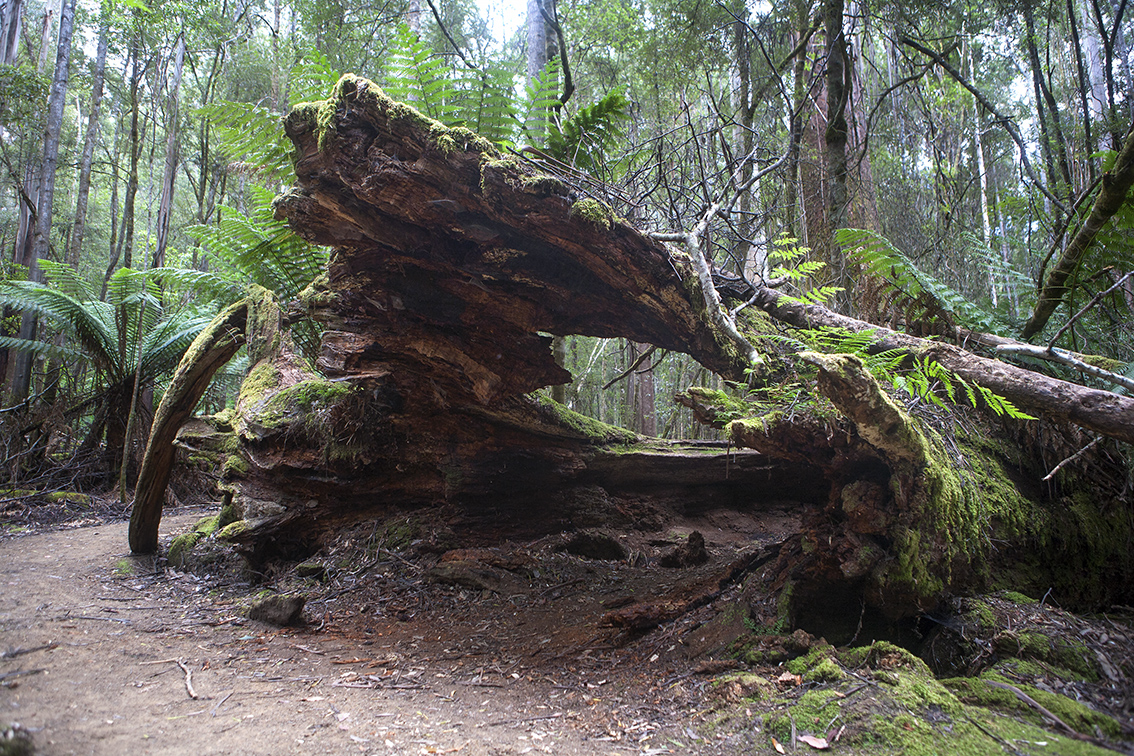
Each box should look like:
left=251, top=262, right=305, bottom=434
left=194, top=75, right=1132, bottom=635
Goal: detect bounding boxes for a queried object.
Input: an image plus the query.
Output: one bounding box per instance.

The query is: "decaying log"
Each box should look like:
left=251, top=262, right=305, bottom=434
left=746, top=284, right=1134, bottom=445
left=174, top=75, right=1132, bottom=634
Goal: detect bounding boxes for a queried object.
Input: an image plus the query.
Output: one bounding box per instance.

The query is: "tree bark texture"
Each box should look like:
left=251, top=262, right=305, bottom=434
left=129, top=300, right=249, bottom=553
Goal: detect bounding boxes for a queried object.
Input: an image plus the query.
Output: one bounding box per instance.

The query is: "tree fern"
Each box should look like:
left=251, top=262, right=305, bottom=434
left=545, top=91, right=629, bottom=172
left=197, top=99, right=291, bottom=181
left=837, top=228, right=1006, bottom=334
left=385, top=22, right=458, bottom=124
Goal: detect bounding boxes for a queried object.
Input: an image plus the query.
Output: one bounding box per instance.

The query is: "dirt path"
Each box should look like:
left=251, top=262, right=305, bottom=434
left=1, top=510, right=770, bottom=756
left=0, top=513, right=644, bottom=755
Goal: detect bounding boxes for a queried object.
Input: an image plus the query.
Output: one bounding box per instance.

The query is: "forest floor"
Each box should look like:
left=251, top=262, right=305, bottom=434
left=1, top=494, right=1133, bottom=756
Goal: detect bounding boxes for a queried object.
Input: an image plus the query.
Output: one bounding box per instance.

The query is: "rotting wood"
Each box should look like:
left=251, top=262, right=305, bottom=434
left=177, top=75, right=1134, bottom=633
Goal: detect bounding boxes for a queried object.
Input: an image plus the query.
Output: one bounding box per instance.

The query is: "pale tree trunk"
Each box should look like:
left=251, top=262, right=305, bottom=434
left=526, top=0, right=550, bottom=83
left=966, top=38, right=996, bottom=306
left=0, top=0, right=22, bottom=63
left=65, top=13, right=109, bottom=267
left=270, top=0, right=283, bottom=110
left=1080, top=0, right=1112, bottom=149
left=101, top=34, right=142, bottom=299
left=153, top=32, right=185, bottom=270
left=730, top=3, right=755, bottom=275
left=783, top=14, right=809, bottom=239
left=121, top=33, right=142, bottom=271
left=10, top=0, right=75, bottom=404
left=405, top=0, right=422, bottom=33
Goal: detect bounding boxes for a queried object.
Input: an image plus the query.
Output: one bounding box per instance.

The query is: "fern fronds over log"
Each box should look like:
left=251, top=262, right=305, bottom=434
left=837, top=228, right=1006, bottom=335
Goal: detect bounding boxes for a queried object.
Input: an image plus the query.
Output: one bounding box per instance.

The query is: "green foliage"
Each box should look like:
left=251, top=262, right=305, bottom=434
left=794, top=327, right=1035, bottom=420
left=184, top=186, right=327, bottom=302
left=545, top=91, right=629, bottom=171
left=0, top=64, right=49, bottom=129
left=288, top=49, right=342, bottom=108
left=768, top=234, right=844, bottom=305
left=0, top=263, right=214, bottom=387
left=837, top=228, right=1007, bottom=334
left=197, top=99, right=291, bottom=181
left=519, top=57, right=563, bottom=146
left=384, top=22, right=459, bottom=124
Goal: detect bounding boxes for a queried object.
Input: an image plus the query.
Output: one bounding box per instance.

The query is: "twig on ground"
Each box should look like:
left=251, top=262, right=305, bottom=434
left=0, top=643, right=58, bottom=659
left=486, top=713, right=563, bottom=727
left=985, top=680, right=1123, bottom=752
left=175, top=658, right=200, bottom=699
left=210, top=689, right=235, bottom=716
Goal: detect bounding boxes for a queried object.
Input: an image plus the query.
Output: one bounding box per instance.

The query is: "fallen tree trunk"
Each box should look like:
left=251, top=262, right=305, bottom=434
left=744, top=284, right=1134, bottom=444
left=166, top=75, right=1132, bottom=634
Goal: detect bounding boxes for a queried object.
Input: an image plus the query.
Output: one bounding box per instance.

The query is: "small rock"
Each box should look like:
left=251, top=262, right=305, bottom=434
left=426, top=561, right=504, bottom=593
left=295, top=562, right=325, bottom=580
left=559, top=530, right=629, bottom=561
left=248, top=594, right=306, bottom=626
left=659, top=531, right=709, bottom=568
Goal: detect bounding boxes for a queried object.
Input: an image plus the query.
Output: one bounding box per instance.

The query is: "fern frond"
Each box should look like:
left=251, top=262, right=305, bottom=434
left=546, top=91, right=628, bottom=172
left=838, top=228, right=1004, bottom=334
left=518, top=57, right=562, bottom=146
left=0, top=281, right=119, bottom=375
left=289, top=49, right=342, bottom=107
left=197, top=100, right=291, bottom=181
left=385, top=23, right=458, bottom=124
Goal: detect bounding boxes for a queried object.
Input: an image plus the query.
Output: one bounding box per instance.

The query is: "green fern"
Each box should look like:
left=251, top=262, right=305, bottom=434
left=837, top=228, right=1004, bottom=334
left=518, top=57, right=563, bottom=146
left=197, top=100, right=291, bottom=181
left=545, top=91, right=628, bottom=172
left=796, top=325, right=1035, bottom=420
left=768, top=234, right=844, bottom=306
left=185, top=186, right=327, bottom=301
left=451, top=63, right=517, bottom=144
left=289, top=49, right=342, bottom=107
left=384, top=22, right=458, bottom=124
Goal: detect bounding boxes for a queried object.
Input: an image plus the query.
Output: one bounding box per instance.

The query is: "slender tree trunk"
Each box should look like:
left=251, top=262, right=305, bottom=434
left=11, top=0, right=76, bottom=403
left=730, top=3, right=755, bottom=275
left=1023, top=3, right=1073, bottom=198
left=784, top=16, right=809, bottom=239
left=0, top=0, right=22, bottom=63
left=102, top=40, right=143, bottom=299
left=822, top=0, right=852, bottom=313
left=153, top=32, right=185, bottom=270
left=120, top=31, right=143, bottom=272
left=65, top=13, right=109, bottom=267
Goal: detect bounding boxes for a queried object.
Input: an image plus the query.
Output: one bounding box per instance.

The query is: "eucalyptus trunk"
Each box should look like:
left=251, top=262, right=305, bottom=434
left=65, top=13, right=109, bottom=267
left=11, top=0, right=77, bottom=403
left=153, top=33, right=186, bottom=270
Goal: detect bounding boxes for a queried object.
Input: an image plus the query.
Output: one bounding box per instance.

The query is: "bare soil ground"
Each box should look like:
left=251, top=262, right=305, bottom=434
left=2, top=497, right=1133, bottom=756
